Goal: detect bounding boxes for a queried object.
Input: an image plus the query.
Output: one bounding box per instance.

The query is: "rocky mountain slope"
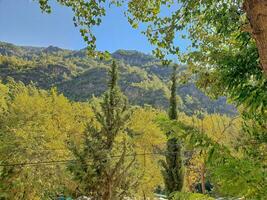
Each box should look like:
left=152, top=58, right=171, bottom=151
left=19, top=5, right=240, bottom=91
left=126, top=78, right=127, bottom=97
left=0, top=41, right=236, bottom=115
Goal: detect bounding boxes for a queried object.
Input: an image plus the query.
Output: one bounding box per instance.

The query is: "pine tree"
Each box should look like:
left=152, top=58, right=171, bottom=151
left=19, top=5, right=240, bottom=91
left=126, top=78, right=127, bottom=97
left=161, top=65, right=184, bottom=196
left=69, top=61, right=136, bottom=200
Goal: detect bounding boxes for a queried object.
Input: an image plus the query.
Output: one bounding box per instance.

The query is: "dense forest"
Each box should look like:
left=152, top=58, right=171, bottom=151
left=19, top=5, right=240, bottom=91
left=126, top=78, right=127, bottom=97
left=0, top=0, right=267, bottom=200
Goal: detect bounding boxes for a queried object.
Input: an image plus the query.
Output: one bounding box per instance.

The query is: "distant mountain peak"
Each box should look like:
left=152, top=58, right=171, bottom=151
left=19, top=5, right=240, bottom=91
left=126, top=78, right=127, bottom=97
left=112, top=49, right=157, bottom=66
left=43, top=45, right=63, bottom=53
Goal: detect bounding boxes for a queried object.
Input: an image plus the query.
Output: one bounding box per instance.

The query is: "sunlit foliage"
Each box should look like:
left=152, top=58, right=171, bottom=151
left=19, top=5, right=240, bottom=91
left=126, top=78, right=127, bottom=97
left=0, top=80, right=93, bottom=199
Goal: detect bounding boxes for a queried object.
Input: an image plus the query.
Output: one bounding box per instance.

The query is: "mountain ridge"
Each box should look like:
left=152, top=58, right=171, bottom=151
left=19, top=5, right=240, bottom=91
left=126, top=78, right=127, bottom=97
left=0, top=41, right=237, bottom=116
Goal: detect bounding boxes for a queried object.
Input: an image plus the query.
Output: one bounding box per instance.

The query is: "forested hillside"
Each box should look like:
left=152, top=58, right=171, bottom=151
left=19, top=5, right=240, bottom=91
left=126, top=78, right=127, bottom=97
left=0, top=42, right=236, bottom=116
left=1, top=0, right=267, bottom=199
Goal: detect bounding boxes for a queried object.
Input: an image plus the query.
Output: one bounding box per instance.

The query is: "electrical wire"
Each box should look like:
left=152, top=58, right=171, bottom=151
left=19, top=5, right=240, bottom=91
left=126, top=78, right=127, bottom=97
left=0, top=151, right=181, bottom=167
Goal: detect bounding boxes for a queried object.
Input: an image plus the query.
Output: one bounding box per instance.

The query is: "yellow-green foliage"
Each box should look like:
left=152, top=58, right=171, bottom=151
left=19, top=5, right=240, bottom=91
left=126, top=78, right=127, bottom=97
left=0, top=81, right=93, bottom=199
left=132, top=74, right=169, bottom=95
left=0, top=55, right=35, bottom=69
left=178, top=112, right=242, bottom=151
left=171, top=192, right=215, bottom=200
left=177, top=113, right=243, bottom=192
left=0, top=81, right=168, bottom=199
left=129, top=107, right=166, bottom=198
left=0, top=82, right=8, bottom=113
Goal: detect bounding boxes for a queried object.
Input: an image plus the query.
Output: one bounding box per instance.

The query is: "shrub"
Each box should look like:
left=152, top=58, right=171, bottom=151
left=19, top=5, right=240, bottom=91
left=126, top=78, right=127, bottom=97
left=170, top=192, right=215, bottom=200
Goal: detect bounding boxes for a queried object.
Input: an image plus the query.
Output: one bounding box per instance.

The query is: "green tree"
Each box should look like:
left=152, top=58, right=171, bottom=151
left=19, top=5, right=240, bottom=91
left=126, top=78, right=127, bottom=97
left=161, top=66, right=184, bottom=196
left=68, top=61, right=137, bottom=200
left=0, top=80, right=91, bottom=199
left=158, top=110, right=266, bottom=199
left=36, top=1, right=267, bottom=77
left=168, top=66, right=178, bottom=120
left=129, top=107, right=166, bottom=199
left=130, top=0, right=267, bottom=111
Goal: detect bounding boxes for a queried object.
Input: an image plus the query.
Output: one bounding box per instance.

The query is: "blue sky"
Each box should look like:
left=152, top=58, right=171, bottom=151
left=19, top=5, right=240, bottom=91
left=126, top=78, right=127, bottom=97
left=0, top=0, right=189, bottom=56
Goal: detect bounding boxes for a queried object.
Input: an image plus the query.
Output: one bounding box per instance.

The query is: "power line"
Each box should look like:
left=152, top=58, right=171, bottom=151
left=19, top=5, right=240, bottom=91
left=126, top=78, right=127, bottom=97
left=0, top=142, right=182, bottom=153
left=0, top=159, right=74, bottom=167
left=0, top=151, right=180, bottom=167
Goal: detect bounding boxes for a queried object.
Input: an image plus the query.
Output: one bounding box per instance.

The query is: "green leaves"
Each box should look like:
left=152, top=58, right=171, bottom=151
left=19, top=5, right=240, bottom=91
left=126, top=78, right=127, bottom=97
left=157, top=113, right=266, bottom=199
left=37, top=0, right=107, bottom=56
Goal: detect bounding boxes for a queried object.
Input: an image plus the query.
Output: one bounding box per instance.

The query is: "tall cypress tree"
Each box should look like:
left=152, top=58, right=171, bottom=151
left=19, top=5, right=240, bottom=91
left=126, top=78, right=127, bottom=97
left=161, top=65, right=184, bottom=196
left=169, top=66, right=178, bottom=120
left=69, top=61, right=136, bottom=200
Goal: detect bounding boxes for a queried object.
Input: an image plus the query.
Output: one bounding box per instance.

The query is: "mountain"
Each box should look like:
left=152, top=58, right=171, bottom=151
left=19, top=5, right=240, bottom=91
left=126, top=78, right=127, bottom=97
left=0, top=41, right=237, bottom=116
left=112, top=49, right=157, bottom=66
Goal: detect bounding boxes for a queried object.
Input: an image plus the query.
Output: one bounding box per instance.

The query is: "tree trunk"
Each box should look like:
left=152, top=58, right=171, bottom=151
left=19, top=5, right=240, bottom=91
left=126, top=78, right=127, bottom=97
left=244, top=0, right=267, bottom=76
left=143, top=190, right=147, bottom=200
left=103, top=177, right=113, bottom=200
left=200, top=163, right=206, bottom=194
